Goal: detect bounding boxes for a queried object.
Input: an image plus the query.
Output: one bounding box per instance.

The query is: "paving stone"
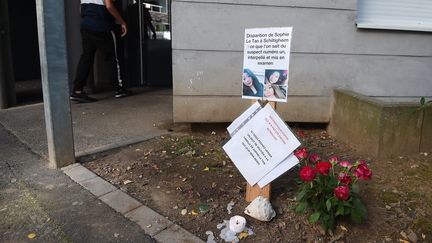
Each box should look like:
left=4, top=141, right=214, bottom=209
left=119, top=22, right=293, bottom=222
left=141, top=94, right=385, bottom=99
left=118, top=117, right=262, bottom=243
left=62, top=165, right=97, bottom=183
left=80, top=176, right=118, bottom=197
left=60, top=163, right=80, bottom=171
left=99, top=190, right=142, bottom=214
left=125, top=205, right=173, bottom=236
left=154, top=224, right=204, bottom=243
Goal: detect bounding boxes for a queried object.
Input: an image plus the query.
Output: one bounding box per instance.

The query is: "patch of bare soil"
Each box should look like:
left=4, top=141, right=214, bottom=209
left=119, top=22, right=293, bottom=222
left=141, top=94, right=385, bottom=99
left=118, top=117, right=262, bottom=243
left=82, top=124, right=432, bottom=243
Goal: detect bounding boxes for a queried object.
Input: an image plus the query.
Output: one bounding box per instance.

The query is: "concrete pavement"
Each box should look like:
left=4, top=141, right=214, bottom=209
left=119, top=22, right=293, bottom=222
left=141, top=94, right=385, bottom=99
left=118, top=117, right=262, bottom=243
left=0, top=88, right=203, bottom=243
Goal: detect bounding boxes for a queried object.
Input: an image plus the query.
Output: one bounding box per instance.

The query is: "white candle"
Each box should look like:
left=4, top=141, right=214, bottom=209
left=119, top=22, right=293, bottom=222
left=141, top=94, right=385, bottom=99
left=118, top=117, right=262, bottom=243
left=229, top=215, right=246, bottom=233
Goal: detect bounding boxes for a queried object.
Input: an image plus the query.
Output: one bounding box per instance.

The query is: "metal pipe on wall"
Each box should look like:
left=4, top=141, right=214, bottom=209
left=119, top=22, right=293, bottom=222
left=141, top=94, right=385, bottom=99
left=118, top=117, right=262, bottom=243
left=138, top=0, right=144, bottom=86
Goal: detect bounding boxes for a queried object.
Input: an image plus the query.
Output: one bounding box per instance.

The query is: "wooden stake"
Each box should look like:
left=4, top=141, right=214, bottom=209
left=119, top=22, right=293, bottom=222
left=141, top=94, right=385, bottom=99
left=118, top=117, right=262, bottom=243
left=246, top=183, right=271, bottom=202
left=245, top=100, right=276, bottom=202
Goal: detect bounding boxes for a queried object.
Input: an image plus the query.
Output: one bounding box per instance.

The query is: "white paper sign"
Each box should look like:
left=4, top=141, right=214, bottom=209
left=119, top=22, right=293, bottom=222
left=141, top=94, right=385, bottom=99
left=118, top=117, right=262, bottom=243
left=257, top=154, right=299, bottom=188
left=242, top=27, right=293, bottom=102
left=223, top=103, right=300, bottom=186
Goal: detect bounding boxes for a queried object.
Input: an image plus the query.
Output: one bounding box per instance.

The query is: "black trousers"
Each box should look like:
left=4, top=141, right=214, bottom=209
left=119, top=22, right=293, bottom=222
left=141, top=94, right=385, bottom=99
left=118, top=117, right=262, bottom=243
left=73, top=29, right=123, bottom=92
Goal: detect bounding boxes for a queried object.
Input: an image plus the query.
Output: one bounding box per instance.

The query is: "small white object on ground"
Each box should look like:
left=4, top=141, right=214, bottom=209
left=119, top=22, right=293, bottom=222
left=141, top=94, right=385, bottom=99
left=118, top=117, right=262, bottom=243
left=217, top=220, right=254, bottom=243
left=229, top=215, right=246, bottom=233
left=205, top=231, right=216, bottom=243
left=226, top=200, right=235, bottom=214
left=244, top=196, right=276, bottom=221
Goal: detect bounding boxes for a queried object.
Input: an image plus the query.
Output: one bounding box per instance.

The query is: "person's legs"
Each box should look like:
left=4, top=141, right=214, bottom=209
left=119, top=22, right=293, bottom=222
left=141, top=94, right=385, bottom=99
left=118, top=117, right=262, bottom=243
left=71, top=30, right=98, bottom=102
left=73, top=30, right=97, bottom=92
left=98, top=31, right=132, bottom=98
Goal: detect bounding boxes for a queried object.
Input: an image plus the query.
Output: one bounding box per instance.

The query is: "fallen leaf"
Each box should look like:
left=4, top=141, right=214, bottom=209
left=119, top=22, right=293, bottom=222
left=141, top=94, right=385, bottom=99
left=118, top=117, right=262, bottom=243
left=399, top=240, right=409, bottom=243
left=238, top=232, right=249, bottom=240
left=182, top=178, right=188, bottom=182
left=197, top=204, right=210, bottom=213
left=123, top=180, right=133, bottom=185
left=146, top=224, right=152, bottom=228
left=191, top=210, right=199, bottom=216
left=203, top=166, right=210, bottom=172
left=28, top=233, right=36, bottom=239
left=340, top=225, right=348, bottom=231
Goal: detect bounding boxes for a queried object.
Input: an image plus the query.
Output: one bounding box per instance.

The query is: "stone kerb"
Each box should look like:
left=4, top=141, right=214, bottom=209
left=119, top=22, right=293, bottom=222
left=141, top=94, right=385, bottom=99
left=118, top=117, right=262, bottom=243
left=328, top=89, right=431, bottom=158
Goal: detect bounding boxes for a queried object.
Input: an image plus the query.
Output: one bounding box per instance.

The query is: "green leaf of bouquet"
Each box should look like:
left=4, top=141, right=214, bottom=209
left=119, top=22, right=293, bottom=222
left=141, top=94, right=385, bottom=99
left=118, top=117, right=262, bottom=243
left=309, top=212, right=321, bottom=223
left=353, top=198, right=367, bottom=215
left=326, top=198, right=332, bottom=211
left=336, top=205, right=344, bottom=216
left=295, top=202, right=307, bottom=213
left=351, top=184, right=359, bottom=194
left=297, top=189, right=307, bottom=201
left=351, top=209, right=363, bottom=223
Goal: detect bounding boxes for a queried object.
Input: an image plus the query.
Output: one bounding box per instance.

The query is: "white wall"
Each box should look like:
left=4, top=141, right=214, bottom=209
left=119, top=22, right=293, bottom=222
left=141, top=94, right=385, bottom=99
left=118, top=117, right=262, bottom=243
left=172, top=0, right=432, bottom=122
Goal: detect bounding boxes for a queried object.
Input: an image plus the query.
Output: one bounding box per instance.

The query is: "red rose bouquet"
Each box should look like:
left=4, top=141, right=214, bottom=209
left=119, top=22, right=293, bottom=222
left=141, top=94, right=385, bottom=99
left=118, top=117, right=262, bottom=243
left=294, top=147, right=372, bottom=231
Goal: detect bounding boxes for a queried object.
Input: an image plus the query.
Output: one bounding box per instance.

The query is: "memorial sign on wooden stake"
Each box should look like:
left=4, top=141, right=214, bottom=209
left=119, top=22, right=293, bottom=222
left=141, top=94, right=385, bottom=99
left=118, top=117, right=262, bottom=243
left=244, top=27, right=294, bottom=201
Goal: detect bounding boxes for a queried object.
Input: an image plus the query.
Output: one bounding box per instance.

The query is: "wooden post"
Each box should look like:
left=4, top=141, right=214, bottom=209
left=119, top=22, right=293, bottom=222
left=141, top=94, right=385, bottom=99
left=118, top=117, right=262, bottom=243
left=245, top=100, right=276, bottom=202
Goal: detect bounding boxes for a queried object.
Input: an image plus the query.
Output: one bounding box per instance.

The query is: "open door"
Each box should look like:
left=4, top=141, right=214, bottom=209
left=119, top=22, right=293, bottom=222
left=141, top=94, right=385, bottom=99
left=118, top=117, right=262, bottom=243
left=123, top=0, right=172, bottom=88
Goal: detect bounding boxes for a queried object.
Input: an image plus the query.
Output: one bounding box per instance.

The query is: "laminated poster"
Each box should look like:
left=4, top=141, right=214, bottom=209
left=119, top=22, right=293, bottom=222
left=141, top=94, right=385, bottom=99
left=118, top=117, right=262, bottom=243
left=223, top=103, right=300, bottom=186
left=242, top=27, right=293, bottom=102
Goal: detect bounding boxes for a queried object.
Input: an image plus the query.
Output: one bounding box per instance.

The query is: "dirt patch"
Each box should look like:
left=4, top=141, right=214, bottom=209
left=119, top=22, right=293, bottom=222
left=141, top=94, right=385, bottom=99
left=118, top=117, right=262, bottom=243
left=82, top=124, right=432, bottom=242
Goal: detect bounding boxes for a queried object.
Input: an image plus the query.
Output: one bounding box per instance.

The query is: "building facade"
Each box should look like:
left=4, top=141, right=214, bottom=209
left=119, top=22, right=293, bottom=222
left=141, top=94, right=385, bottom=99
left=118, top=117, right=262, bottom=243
left=171, top=0, right=432, bottom=122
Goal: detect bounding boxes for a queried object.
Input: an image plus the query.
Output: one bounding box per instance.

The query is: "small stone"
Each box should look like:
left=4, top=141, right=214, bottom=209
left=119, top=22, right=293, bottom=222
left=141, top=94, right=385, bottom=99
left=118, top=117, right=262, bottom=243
left=295, top=223, right=300, bottom=230
left=11, top=178, right=17, bottom=183
left=181, top=209, right=187, bottom=215
left=114, top=233, right=119, bottom=238
left=385, top=236, right=392, bottom=242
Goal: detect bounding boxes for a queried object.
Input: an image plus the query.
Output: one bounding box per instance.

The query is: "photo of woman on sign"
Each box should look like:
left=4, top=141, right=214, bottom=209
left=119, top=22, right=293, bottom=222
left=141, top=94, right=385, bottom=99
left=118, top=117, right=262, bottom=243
left=265, top=69, right=288, bottom=85
left=242, top=69, right=263, bottom=98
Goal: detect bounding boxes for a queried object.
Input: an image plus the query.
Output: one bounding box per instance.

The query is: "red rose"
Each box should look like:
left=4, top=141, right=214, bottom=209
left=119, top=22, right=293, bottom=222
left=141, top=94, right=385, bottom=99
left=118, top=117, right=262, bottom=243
left=294, top=148, right=308, bottom=160
left=354, top=164, right=372, bottom=180
left=299, top=166, right=316, bottom=182
left=315, top=162, right=332, bottom=176
left=339, top=161, right=353, bottom=170
left=334, top=185, right=350, bottom=201
left=309, top=153, right=321, bottom=163
left=338, top=172, right=352, bottom=185
left=297, top=130, right=306, bottom=138
left=329, top=155, right=339, bottom=164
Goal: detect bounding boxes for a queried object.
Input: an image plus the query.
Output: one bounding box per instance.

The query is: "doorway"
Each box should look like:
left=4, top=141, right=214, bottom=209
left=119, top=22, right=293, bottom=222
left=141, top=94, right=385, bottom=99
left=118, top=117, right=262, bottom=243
left=121, top=0, right=172, bottom=89
left=7, top=0, right=42, bottom=106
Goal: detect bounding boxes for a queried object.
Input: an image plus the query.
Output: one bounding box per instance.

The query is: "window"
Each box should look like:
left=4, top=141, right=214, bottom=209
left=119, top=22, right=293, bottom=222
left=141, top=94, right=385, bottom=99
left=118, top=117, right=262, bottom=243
left=357, top=0, right=432, bottom=32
